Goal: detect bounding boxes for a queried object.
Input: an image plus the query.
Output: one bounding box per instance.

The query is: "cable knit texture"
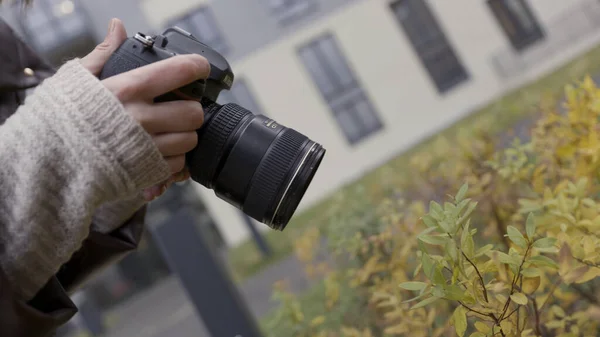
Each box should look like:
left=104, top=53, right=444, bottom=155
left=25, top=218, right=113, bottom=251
left=0, top=59, right=172, bottom=300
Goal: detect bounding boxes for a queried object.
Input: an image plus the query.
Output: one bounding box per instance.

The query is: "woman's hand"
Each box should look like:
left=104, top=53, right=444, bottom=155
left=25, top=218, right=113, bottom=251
left=80, top=18, right=207, bottom=201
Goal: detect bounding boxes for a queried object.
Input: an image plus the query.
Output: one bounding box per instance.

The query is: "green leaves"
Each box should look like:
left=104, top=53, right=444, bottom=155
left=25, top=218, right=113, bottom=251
left=456, top=183, right=468, bottom=203
left=506, top=226, right=528, bottom=248
left=533, top=237, right=557, bottom=249
left=463, top=234, right=475, bottom=258
left=521, top=267, right=542, bottom=277
left=399, top=282, right=427, bottom=291
left=411, top=295, right=440, bottom=309
left=422, top=214, right=437, bottom=228
left=452, top=306, right=467, bottom=337
left=529, top=255, right=559, bottom=269
left=494, top=251, right=520, bottom=266
left=475, top=244, right=494, bottom=257
left=526, top=212, right=536, bottom=239
left=422, top=253, right=435, bottom=279
left=418, top=235, right=448, bottom=246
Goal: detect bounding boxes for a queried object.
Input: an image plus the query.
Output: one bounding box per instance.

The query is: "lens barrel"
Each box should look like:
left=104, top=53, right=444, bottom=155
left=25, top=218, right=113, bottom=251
left=186, top=100, right=325, bottom=230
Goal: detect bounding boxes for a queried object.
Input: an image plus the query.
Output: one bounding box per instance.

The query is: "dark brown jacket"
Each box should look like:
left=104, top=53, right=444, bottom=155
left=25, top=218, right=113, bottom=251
left=0, top=19, right=146, bottom=337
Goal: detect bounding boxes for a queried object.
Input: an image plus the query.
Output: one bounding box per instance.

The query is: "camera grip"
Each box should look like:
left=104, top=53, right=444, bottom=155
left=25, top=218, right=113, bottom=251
left=99, top=38, right=145, bottom=81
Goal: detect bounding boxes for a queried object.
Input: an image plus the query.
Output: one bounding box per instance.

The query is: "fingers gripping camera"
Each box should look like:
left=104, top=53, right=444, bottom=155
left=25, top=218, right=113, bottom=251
left=99, top=27, right=326, bottom=230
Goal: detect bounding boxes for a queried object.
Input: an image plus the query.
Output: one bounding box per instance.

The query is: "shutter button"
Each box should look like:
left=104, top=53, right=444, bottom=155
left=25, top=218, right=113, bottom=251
left=24, top=68, right=35, bottom=76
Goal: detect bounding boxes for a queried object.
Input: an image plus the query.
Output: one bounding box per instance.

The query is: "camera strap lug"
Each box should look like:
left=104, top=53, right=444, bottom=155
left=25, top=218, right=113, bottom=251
left=134, top=33, right=155, bottom=48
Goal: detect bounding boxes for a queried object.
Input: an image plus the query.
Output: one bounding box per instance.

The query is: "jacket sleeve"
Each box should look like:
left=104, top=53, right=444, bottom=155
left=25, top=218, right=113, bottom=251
left=0, top=58, right=171, bottom=303
left=0, top=206, right=147, bottom=337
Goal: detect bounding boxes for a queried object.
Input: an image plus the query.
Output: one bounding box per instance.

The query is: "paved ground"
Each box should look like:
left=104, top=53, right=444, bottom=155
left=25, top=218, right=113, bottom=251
left=98, top=253, right=318, bottom=337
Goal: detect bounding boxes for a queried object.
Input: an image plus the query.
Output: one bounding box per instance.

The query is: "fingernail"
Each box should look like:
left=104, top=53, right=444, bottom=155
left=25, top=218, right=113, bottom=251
left=108, top=18, right=117, bottom=34
left=160, top=184, right=167, bottom=195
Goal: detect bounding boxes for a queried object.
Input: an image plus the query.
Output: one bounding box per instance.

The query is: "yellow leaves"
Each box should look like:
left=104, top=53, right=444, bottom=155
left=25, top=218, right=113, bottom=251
left=500, top=319, right=513, bottom=335
left=510, top=292, right=528, bottom=305
left=324, top=273, right=340, bottom=309
left=294, top=226, right=321, bottom=264
left=382, top=324, right=408, bottom=335
left=310, top=316, right=326, bottom=327
left=341, top=326, right=373, bottom=337
left=474, top=321, right=490, bottom=334
left=522, top=276, right=541, bottom=294
left=520, top=329, right=536, bottom=337
left=355, top=255, right=386, bottom=285
left=576, top=267, right=600, bottom=284
left=451, top=306, right=467, bottom=337
left=292, top=308, right=305, bottom=323
left=551, top=305, right=566, bottom=318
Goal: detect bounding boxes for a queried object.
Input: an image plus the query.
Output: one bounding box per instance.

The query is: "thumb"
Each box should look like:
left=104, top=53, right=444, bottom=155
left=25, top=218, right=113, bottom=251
left=80, top=18, right=128, bottom=76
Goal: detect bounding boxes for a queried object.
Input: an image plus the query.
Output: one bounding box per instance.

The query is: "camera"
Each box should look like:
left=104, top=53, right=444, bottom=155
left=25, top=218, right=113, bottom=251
left=99, top=27, right=326, bottom=230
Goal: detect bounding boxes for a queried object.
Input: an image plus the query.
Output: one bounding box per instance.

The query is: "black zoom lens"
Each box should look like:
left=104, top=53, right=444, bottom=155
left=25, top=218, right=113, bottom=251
left=186, top=100, right=326, bottom=230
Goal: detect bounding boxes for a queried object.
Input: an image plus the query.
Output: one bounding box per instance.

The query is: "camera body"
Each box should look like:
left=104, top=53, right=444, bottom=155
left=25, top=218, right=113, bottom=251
left=100, top=27, right=232, bottom=103
left=100, top=27, right=326, bottom=230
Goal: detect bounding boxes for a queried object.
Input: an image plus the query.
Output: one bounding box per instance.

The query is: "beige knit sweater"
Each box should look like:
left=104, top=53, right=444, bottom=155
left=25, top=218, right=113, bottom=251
left=0, top=59, right=172, bottom=300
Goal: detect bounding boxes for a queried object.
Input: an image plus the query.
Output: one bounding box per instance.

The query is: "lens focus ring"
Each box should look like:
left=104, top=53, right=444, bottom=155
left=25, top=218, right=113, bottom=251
left=192, top=103, right=251, bottom=186
left=244, top=129, right=307, bottom=224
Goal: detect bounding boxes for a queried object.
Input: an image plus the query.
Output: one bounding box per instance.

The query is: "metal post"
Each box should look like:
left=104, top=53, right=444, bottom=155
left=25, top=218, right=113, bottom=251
left=240, top=212, right=272, bottom=257
left=149, top=208, right=264, bottom=337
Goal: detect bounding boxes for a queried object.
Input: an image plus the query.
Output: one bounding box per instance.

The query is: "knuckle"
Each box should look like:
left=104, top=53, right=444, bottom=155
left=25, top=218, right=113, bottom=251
left=187, top=101, right=205, bottom=126
left=113, top=81, right=140, bottom=101
left=95, top=41, right=111, bottom=52
left=131, top=107, right=150, bottom=128
left=186, top=131, right=198, bottom=150
left=181, top=55, right=210, bottom=78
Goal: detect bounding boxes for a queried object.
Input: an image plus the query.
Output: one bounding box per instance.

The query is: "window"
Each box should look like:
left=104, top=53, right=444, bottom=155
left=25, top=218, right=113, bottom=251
left=264, top=0, right=317, bottom=24
left=390, top=0, right=469, bottom=93
left=487, top=0, right=545, bottom=51
left=168, top=6, right=229, bottom=55
left=217, top=78, right=265, bottom=115
left=14, top=0, right=93, bottom=56
left=299, top=34, right=383, bottom=145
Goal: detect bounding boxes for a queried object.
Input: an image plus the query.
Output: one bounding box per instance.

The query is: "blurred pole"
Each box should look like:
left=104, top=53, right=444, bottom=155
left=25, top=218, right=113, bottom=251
left=240, top=212, right=272, bottom=258
left=74, top=293, right=104, bottom=337
left=150, top=208, right=264, bottom=337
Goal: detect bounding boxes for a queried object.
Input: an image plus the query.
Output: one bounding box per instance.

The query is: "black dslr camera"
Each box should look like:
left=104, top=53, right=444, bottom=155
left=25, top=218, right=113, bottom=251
left=100, top=27, right=326, bottom=230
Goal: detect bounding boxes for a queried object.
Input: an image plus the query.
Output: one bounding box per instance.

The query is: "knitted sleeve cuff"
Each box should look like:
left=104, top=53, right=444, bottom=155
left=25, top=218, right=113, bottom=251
left=92, top=193, right=147, bottom=234
left=39, top=59, right=171, bottom=195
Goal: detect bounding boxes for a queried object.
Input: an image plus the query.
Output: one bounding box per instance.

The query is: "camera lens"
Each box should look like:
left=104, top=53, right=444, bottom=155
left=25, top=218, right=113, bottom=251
left=186, top=100, right=326, bottom=230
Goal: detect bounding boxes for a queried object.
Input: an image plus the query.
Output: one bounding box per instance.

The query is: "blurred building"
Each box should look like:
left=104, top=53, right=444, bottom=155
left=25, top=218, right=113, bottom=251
left=3, top=0, right=600, bottom=249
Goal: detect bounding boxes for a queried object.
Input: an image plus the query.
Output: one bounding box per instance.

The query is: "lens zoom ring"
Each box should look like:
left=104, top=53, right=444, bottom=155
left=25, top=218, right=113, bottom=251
left=245, top=129, right=306, bottom=220
left=195, top=103, right=250, bottom=185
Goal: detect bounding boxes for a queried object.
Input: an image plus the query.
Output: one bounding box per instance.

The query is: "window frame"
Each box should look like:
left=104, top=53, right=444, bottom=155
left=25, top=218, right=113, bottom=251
left=487, top=0, right=545, bottom=52
left=389, top=0, right=469, bottom=94
left=298, top=33, right=383, bottom=145
left=263, top=0, right=318, bottom=25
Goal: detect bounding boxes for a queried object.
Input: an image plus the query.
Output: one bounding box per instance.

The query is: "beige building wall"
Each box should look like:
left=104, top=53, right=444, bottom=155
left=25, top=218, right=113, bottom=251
left=142, top=0, right=600, bottom=246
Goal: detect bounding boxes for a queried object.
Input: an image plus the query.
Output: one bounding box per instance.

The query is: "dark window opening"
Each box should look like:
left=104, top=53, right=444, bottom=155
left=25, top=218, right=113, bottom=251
left=299, top=34, right=383, bottom=145
left=390, top=0, right=469, bottom=93
left=488, top=0, right=545, bottom=51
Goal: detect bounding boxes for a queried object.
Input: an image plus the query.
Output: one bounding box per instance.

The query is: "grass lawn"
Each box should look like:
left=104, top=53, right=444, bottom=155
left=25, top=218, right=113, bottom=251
left=227, top=42, right=600, bottom=283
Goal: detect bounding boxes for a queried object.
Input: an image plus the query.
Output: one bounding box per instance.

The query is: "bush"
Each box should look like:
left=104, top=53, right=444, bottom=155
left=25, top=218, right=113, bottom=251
left=264, top=76, right=600, bottom=337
